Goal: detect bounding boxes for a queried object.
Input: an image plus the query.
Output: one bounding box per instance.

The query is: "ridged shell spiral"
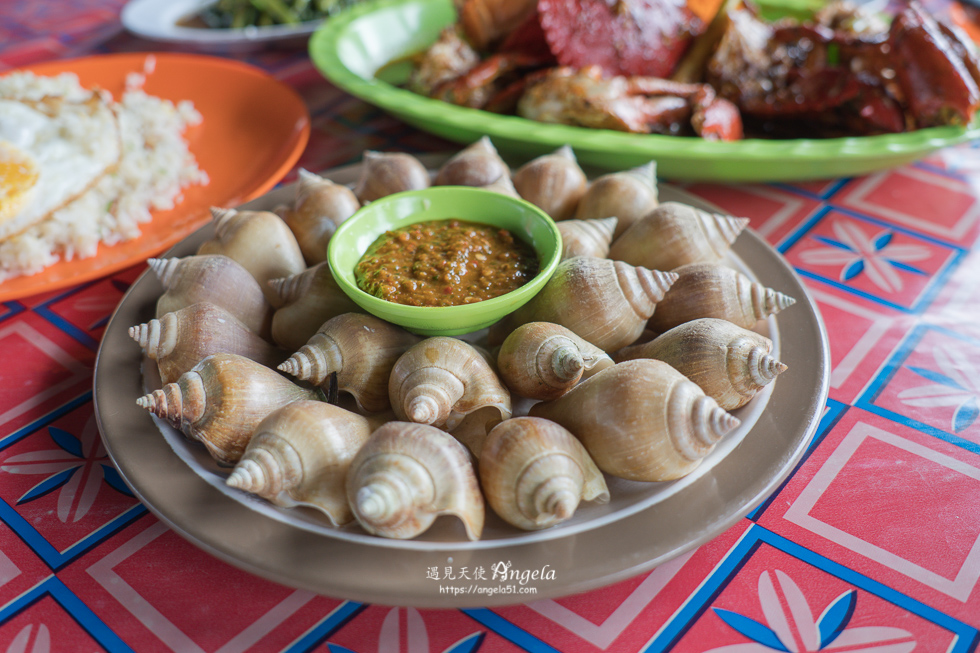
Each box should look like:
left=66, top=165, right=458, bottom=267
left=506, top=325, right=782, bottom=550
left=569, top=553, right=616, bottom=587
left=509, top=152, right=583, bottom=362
left=129, top=302, right=286, bottom=385
left=346, top=421, right=484, bottom=540
left=529, top=359, right=741, bottom=481
left=480, top=417, right=609, bottom=530
left=647, top=262, right=796, bottom=333
left=615, top=318, right=787, bottom=410
left=488, top=256, right=678, bottom=352
left=135, top=353, right=323, bottom=466
left=496, top=321, right=613, bottom=400
left=226, top=401, right=371, bottom=525
left=389, top=337, right=512, bottom=430
left=278, top=313, right=422, bottom=413
left=148, top=255, right=273, bottom=339
left=608, top=202, right=749, bottom=271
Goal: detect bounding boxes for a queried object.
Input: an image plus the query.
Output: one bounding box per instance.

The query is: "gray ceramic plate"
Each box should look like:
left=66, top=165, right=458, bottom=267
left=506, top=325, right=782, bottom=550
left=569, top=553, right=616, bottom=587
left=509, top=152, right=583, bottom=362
left=93, top=156, right=830, bottom=607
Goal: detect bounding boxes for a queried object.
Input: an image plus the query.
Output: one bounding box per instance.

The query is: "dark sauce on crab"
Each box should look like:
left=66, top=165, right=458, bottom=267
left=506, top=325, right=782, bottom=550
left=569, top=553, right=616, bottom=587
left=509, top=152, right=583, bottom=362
left=355, top=219, right=538, bottom=307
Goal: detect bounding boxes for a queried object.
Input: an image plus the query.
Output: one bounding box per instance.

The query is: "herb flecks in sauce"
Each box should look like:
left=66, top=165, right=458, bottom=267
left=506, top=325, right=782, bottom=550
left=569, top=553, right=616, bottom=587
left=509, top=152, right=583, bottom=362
left=355, top=219, right=538, bottom=307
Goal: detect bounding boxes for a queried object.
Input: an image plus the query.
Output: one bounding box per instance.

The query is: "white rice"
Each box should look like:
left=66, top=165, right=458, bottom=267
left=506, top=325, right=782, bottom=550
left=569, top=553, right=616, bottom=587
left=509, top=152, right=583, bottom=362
left=0, top=65, right=209, bottom=282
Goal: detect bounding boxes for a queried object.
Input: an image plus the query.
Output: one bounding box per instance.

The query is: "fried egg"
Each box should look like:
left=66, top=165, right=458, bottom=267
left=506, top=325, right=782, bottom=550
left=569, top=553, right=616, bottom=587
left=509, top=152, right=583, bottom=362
left=0, top=94, right=121, bottom=241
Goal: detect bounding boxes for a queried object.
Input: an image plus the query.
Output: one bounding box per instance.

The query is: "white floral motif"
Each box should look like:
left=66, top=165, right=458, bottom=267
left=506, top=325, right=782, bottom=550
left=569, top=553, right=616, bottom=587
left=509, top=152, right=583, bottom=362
left=0, top=416, right=130, bottom=523
left=6, top=624, right=50, bottom=653
left=898, top=343, right=980, bottom=433
left=708, top=570, right=915, bottom=652
left=799, top=220, right=931, bottom=293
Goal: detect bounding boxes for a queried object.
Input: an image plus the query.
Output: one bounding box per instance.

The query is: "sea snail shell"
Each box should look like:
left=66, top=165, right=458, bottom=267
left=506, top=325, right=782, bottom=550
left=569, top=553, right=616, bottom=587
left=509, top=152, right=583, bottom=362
left=488, top=256, right=678, bottom=352
left=647, top=262, right=797, bottom=333
left=129, top=302, right=288, bottom=385
left=529, top=359, right=741, bottom=481
left=608, top=202, right=749, bottom=271
left=278, top=313, right=422, bottom=413
left=512, top=145, right=588, bottom=221
left=198, top=207, right=306, bottom=307
left=226, top=400, right=371, bottom=526
left=574, top=161, right=659, bottom=239
left=148, top=255, right=273, bottom=339
left=497, top=321, right=613, bottom=400
left=389, top=337, right=512, bottom=431
left=268, top=262, right=361, bottom=351
left=615, top=318, right=787, bottom=410
left=354, top=151, right=431, bottom=203
left=556, top=217, right=618, bottom=260
left=434, top=136, right=509, bottom=187
left=480, top=417, right=609, bottom=531
left=346, top=421, right=484, bottom=540
left=279, top=169, right=360, bottom=266
left=135, top=353, right=324, bottom=466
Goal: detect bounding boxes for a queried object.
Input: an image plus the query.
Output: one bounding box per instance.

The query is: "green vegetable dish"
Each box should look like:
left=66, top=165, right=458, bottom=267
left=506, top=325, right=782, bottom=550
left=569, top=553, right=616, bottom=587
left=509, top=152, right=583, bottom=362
left=182, top=0, right=360, bottom=28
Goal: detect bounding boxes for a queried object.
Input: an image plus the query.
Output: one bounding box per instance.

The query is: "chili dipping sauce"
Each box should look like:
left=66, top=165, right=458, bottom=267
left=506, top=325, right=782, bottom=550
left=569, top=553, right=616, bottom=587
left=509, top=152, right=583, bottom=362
left=354, top=219, right=539, bottom=307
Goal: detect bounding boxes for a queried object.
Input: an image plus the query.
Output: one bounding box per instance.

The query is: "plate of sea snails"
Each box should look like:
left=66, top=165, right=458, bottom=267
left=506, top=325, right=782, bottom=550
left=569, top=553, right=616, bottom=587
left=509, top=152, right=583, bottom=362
left=93, top=143, right=830, bottom=607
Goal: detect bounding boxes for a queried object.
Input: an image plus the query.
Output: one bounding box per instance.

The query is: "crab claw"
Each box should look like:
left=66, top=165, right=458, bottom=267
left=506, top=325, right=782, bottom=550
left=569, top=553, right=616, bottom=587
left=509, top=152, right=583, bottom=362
left=890, top=1, right=980, bottom=127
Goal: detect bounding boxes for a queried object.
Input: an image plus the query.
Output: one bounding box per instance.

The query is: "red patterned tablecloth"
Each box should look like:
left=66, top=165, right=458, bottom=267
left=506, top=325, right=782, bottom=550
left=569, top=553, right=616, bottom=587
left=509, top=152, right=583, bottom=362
left=2, top=2, right=980, bottom=652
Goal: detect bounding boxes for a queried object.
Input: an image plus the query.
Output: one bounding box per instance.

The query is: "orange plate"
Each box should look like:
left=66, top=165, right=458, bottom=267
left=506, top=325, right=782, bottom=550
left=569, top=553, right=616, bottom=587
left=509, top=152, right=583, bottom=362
left=0, top=52, right=310, bottom=303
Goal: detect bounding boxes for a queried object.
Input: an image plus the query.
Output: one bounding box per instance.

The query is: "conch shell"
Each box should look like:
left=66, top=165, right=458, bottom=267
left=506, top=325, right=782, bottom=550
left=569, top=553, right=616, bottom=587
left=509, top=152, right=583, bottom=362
left=149, top=255, right=273, bottom=339
left=346, top=421, right=484, bottom=540
left=574, top=162, right=659, bottom=239
left=130, top=302, right=287, bottom=385
left=198, top=208, right=306, bottom=307
left=226, top=400, right=371, bottom=525
left=608, top=202, right=749, bottom=271
left=278, top=169, right=360, bottom=265
left=389, top=337, right=512, bottom=430
left=497, top=321, right=613, bottom=400
left=136, top=353, right=324, bottom=466
left=529, top=359, right=741, bottom=481
left=278, top=313, right=422, bottom=413
left=434, top=136, right=509, bottom=187
left=648, top=262, right=797, bottom=333
left=481, top=173, right=519, bottom=197
left=268, top=262, right=361, bottom=351
left=354, top=151, right=430, bottom=203
left=488, top=256, right=678, bottom=352
left=556, top=217, right=618, bottom=260
left=615, top=318, right=787, bottom=410
left=480, top=417, right=609, bottom=530
left=512, top=145, right=588, bottom=221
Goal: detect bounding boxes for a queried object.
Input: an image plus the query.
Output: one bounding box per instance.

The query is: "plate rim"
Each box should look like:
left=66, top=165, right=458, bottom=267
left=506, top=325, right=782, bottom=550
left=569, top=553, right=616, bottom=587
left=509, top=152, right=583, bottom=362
left=0, top=51, right=310, bottom=304
left=307, top=0, right=980, bottom=180
left=121, top=0, right=325, bottom=44
left=93, top=155, right=831, bottom=608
